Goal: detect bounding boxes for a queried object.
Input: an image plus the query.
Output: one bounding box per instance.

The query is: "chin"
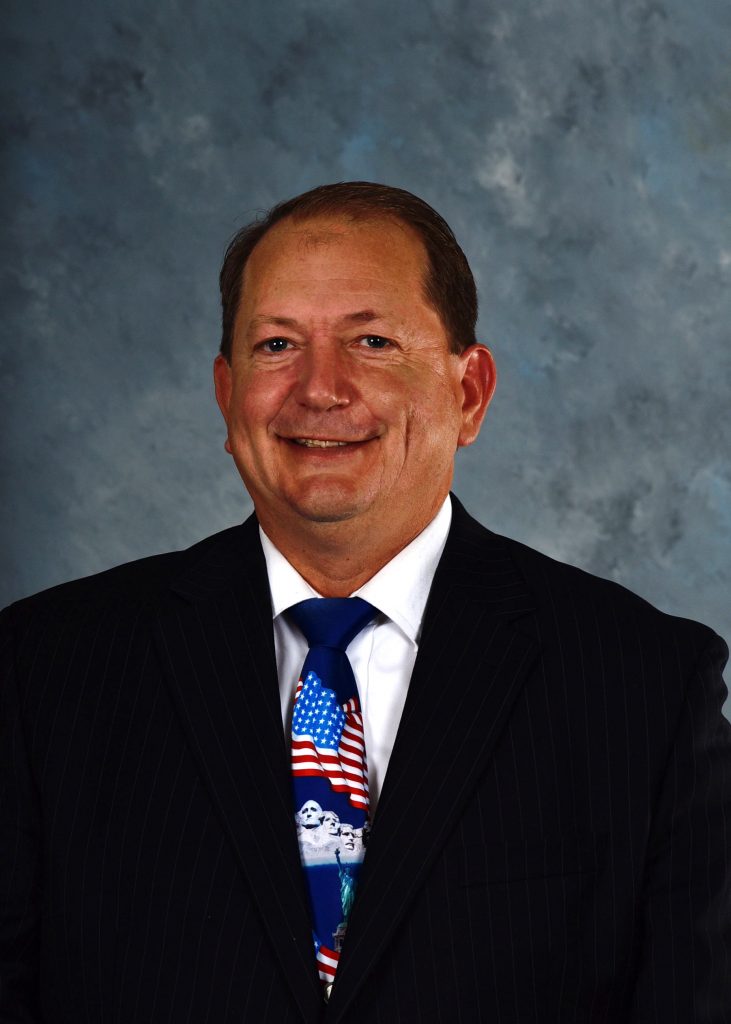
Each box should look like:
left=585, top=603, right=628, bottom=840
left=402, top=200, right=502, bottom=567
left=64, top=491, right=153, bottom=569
left=284, top=485, right=379, bottom=525
left=288, top=501, right=367, bottom=525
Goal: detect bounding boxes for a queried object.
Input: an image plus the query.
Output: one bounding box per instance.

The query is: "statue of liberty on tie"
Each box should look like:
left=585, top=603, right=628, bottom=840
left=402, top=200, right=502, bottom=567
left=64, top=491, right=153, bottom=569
left=335, top=848, right=357, bottom=925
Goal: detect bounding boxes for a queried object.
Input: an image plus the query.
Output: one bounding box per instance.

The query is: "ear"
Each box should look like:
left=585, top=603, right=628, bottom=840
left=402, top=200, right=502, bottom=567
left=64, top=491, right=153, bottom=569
left=456, top=343, right=497, bottom=448
left=213, top=354, right=234, bottom=454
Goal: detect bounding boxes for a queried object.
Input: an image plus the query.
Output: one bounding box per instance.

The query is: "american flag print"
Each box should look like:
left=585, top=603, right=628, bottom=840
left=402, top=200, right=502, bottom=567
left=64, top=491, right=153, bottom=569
left=316, top=944, right=339, bottom=986
left=291, top=670, right=369, bottom=811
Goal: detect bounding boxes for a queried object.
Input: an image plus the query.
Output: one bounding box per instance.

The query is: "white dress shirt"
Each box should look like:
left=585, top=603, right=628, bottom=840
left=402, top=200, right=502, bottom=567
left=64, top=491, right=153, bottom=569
left=260, top=496, right=452, bottom=813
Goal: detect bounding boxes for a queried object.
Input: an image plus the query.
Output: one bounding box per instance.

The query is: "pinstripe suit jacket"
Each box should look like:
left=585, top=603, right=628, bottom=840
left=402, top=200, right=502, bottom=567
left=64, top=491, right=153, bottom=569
left=2, top=498, right=730, bottom=1023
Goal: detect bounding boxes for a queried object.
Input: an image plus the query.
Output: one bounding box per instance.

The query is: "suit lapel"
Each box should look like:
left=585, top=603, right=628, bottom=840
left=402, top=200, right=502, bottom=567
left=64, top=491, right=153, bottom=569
left=154, top=517, right=322, bottom=1021
left=329, top=501, right=540, bottom=1020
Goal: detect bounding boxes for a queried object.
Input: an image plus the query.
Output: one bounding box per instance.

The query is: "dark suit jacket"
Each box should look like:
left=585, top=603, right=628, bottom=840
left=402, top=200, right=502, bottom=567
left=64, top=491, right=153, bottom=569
left=2, top=498, right=730, bottom=1023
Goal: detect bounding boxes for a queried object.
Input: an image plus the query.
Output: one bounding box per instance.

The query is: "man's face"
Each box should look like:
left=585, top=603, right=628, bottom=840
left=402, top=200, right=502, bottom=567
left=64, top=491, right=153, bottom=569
left=322, top=811, right=340, bottom=836
left=214, top=215, right=494, bottom=540
left=340, top=824, right=356, bottom=851
left=297, top=800, right=323, bottom=828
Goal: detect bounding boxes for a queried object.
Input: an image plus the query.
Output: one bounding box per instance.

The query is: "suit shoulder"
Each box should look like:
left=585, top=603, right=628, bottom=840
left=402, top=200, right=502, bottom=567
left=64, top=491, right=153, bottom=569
left=2, top=523, right=254, bottom=625
left=450, top=499, right=721, bottom=654
left=500, top=530, right=722, bottom=651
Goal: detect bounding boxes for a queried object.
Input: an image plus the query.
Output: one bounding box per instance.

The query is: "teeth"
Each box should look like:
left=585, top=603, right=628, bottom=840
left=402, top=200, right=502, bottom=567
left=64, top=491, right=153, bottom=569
left=293, top=438, right=350, bottom=448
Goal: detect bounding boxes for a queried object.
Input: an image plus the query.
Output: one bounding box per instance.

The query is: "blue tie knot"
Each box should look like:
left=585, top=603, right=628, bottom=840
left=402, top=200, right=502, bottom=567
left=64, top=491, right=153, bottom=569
left=289, top=597, right=377, bottom=652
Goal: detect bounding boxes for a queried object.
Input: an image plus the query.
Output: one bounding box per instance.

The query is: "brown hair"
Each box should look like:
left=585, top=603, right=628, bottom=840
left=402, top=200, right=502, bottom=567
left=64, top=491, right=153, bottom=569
left=218, top=181, right=478, bottom=360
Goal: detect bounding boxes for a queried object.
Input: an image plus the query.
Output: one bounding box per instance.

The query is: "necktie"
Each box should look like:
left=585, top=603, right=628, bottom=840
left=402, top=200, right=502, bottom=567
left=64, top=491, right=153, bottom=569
left=289, top=597, right=377, bottom=997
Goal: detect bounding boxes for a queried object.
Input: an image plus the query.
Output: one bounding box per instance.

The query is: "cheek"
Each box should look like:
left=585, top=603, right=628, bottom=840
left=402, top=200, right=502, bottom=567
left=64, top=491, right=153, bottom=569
left=399, top=400, right=463, bottom=473
left=366, top=372, right=428, bottom=433
left=406, top=391, right=461, bottom=438
left=230, top=379, right=278, bottom=434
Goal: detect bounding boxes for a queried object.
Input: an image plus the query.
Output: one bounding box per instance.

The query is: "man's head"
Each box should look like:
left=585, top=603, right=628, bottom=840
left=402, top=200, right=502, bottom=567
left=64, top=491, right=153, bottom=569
left=296, top=800, right=323, bottom=829
left=219, top=181, right=479, bottom=361
left=214, top=182, right=496, bottom=571
left=339, top=824, right=356, bottom=851
left=321, top=811, right=340, bottom=836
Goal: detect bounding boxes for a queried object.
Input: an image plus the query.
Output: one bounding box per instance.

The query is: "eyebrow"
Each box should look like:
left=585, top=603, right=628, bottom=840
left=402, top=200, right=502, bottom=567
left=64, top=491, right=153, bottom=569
left=248, top=309, right=387, bottom=331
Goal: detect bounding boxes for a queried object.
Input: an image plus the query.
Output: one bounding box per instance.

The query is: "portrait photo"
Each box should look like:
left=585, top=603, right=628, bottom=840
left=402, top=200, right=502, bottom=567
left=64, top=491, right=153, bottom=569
left=2, top=1, right=730, bottom=1021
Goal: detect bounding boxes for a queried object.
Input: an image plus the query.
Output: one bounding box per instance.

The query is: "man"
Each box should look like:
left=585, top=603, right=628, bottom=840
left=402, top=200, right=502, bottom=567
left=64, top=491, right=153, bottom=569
left=1, top=181, right=730, bottom=1022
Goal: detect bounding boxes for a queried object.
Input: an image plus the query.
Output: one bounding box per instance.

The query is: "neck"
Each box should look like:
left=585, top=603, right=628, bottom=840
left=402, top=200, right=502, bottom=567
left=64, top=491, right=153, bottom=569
left=256, top=498, right=447, bottom=597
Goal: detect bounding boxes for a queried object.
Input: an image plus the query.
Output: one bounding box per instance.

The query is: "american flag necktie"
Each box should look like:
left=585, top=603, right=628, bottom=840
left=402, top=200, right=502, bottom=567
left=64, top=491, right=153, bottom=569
left=288, top=597, right=377, bottom=1000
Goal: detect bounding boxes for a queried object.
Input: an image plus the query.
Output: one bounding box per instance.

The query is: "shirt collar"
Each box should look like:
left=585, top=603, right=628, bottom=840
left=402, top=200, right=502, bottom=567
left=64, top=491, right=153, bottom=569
left=259, top=496, right=452, bottom=645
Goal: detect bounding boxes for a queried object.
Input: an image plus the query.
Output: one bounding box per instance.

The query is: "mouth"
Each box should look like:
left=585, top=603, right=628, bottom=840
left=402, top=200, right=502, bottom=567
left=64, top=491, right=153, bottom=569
left=282, top=435, right=377, bottom=450
left=291, top=438, right=352, bottom=448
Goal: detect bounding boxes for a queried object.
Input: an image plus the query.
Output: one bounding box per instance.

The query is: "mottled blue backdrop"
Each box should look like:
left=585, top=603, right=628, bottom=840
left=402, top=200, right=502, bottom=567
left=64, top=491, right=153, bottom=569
left=2, top=1, right=729, bottom=710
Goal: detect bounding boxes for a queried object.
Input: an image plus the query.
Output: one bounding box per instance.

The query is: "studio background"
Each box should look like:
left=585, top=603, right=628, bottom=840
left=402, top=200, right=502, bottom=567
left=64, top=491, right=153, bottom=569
left=2, top=0, right=730, bottom=715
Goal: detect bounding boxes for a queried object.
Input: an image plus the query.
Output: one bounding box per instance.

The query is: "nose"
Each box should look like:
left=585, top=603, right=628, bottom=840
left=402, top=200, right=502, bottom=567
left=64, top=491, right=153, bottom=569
left=294, top=341, right=352, bottom=411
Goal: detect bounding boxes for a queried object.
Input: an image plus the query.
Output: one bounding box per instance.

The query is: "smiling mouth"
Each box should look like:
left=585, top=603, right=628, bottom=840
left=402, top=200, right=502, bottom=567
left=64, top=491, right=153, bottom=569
left=291, top=438, right=352, bottom=448
left=286, top=436, right=378, bottom=449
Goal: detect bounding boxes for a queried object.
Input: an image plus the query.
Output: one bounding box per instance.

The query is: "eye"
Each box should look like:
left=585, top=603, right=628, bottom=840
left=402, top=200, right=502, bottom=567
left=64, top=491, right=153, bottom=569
left=261, top=337, right=291, bottom=353
left=358, top=335, right=392, bottom=349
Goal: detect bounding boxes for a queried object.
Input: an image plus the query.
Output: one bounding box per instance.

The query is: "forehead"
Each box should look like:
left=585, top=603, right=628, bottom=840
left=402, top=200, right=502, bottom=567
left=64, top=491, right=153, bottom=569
left=239, top=214, right=430, bottom=312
